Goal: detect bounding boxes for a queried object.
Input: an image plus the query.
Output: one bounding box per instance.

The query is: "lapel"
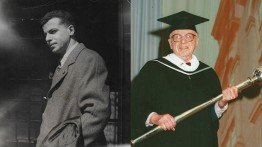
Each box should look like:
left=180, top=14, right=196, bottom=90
left=47, top=43, right=86, bottom=98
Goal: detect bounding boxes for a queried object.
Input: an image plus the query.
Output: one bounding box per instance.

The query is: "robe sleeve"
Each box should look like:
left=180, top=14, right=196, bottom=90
left=131, top=61, right=159, bottom=138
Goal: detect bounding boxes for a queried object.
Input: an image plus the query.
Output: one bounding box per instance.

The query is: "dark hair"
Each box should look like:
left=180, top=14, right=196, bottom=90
left=40, top=10, right=75, bottom=27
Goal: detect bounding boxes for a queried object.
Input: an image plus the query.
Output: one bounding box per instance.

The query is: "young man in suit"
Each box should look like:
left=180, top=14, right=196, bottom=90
left=37, top=10, right=110, bottom=147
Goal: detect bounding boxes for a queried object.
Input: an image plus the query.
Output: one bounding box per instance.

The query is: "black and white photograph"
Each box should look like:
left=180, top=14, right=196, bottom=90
left=0, top=0, right=130, bottom=146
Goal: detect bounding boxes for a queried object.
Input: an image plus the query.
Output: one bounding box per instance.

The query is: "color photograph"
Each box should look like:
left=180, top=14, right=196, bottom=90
left=131, top=0, right=262, bottom=147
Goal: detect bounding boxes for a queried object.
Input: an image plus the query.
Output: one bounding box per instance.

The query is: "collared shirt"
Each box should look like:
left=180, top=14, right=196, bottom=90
left=163, top=53, right=199, bottom=72
left=58, top=42, right=79, bottom=68
left=145, top=53, right=228, bottom=126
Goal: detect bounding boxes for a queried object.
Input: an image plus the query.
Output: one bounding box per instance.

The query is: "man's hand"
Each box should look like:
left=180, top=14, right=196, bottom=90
left=219, top=84, right=238, bottom=108
left=150, top=113, right=176, bottom=131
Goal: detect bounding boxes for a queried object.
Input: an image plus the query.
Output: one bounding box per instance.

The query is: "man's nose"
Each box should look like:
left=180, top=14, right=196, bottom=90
left=181, top=37, right=187, bottom=44
left=45, top=34, right=51, bottom=42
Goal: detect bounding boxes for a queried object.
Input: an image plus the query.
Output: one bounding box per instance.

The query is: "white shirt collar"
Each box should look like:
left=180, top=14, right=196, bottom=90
left=60, top=42, right=79, bottom=67
left=163, top=53, right=199, bottom=72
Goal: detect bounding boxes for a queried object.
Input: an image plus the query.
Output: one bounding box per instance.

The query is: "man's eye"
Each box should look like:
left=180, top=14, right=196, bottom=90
left=186, top=34, right=193, bottom=38
left=49, top=30, right=57, bottom=34
left=174, top=35, right=181, bottom=39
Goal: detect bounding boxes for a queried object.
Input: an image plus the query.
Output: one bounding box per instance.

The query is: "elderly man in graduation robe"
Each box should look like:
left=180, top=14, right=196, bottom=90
left=131, top=11, right=238, bottom=147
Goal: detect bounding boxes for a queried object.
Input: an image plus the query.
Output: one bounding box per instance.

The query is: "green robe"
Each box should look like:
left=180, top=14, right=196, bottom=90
left=131, top=58, right=222, bottom=147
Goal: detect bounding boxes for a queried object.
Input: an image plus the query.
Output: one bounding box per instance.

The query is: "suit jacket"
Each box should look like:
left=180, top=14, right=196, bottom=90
left=36, top=43, right=110, bottom=147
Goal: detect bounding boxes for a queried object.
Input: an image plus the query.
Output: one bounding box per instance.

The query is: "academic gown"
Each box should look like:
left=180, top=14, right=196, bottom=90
left=131, top=57, right=222, bottom=147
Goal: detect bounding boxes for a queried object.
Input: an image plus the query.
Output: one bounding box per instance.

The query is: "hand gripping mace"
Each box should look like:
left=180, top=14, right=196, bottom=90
left=131, top=66, right=262, bottom=145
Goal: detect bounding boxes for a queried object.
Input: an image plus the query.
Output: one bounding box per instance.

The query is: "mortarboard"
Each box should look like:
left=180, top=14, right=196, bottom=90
left=157, top=11, right=209, bottom=33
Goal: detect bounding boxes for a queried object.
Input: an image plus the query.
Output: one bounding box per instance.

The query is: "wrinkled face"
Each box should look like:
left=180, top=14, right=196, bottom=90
left=42, top=17, right=73, bottom=55
left=168, top=29, right=199, bottom=62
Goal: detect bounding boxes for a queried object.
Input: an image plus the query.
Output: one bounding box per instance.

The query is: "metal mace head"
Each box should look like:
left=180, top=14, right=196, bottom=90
left=252, top=66, right=262, bottom=82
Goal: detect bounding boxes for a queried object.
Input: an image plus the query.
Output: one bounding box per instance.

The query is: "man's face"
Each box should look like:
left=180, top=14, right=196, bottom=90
left=168, top=29, right=199, bottom=62
left=42, top=18, right=71, bottom=55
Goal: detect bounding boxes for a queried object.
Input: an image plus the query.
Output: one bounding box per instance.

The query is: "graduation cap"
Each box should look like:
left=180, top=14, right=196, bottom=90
left=157, top=11, right=209, bottom=33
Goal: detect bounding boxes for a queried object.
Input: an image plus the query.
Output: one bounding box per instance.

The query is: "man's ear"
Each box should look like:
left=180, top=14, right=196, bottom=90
left=195, top=37, right=199, bottom=47
left=168, top=38, right=172, bottom=48
left=68, top=25, right=75, bottom=35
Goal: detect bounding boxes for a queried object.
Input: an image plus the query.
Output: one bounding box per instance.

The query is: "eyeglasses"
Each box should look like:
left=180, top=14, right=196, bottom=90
left=171, top=33, right=197, bottom=42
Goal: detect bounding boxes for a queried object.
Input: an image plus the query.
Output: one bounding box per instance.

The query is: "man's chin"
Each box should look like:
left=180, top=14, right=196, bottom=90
left=51, top=48, right=59, bottom=54
left=180, top=52, right=191, bottom=57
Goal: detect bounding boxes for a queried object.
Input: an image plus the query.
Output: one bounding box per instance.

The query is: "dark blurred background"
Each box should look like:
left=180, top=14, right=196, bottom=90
left=0, top=0, right=130, bottom=146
